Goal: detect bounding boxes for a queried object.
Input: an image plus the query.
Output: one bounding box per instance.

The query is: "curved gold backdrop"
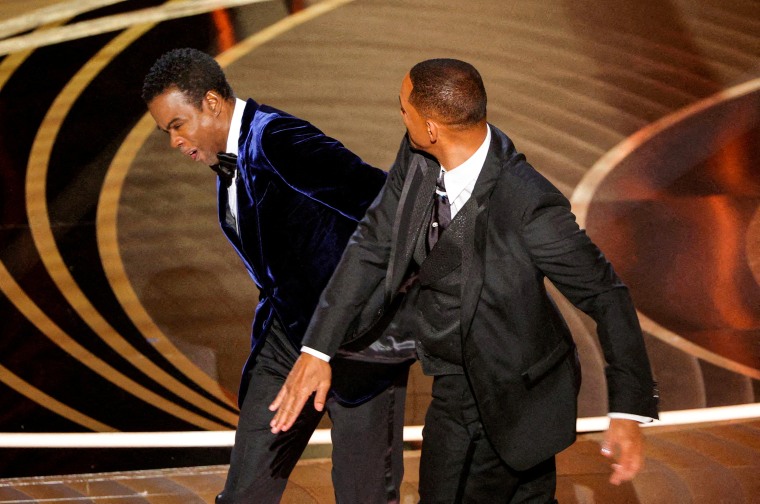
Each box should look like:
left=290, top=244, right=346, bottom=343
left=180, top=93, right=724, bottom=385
left=0, top=0, right=758, bottom=477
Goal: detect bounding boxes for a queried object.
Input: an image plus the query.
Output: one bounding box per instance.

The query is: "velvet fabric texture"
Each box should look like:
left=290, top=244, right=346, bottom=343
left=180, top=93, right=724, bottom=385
left=219, top=99, right=387, bottom=405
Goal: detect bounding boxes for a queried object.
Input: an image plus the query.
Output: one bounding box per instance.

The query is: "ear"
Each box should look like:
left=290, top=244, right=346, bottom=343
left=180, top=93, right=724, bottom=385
left=426, top=120, right=439, bottom=144
left=204, top=90, right=222, bottom=117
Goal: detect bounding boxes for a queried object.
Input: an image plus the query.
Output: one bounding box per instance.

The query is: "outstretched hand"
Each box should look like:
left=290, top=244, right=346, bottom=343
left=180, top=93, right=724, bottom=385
left=601, top=418, right=645, bottom=485
left=269, top=353, right=332, bottom=433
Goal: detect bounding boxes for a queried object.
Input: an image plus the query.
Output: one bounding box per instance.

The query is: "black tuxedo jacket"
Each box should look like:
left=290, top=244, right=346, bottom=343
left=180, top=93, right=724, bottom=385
left=219, top=99, right=387, bottom=405
left=304, top=125, right=659, bottom=470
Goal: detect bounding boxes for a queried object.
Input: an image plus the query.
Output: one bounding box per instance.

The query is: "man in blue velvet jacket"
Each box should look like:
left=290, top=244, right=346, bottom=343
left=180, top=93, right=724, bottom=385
left=142, top=48, right=409, bottom=504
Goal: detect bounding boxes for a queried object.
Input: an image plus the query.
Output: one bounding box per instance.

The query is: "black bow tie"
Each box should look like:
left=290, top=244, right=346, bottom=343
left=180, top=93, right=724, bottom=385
left=210, top=152, right=237, bottom=185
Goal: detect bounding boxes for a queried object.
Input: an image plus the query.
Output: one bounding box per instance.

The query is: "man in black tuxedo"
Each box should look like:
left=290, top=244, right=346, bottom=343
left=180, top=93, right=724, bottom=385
left=142, top=48, right=409, bottom=504
left=271, top=58, right=659, bottom=502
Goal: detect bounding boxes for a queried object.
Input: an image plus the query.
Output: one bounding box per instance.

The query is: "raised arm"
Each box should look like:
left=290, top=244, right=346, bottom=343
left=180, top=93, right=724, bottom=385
left=268, top=136, right=413, bottom=432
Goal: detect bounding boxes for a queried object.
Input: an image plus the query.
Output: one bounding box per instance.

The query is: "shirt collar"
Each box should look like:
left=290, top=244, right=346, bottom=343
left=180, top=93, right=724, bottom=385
left=441, top=124, right=491, bottom=203
left=225, top=98, right=247, bottom=155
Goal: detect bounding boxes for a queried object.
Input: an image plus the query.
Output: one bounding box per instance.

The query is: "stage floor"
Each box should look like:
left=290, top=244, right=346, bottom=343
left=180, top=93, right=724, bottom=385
left=1, top=419, right=760, bottom=503
left=1, top=1, right=759, bottom=502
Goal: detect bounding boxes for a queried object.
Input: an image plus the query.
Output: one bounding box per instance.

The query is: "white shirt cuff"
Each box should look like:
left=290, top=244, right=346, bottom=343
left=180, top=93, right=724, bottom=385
left=609, top=412, right=654, bottom=423
left=301, top=346, right=331, bottom=362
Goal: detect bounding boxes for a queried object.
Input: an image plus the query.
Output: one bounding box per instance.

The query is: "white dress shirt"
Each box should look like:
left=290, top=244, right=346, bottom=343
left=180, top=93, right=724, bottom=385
left=440, top=125, right=491, bottom=217
left=224, top=98, right=247, bottom=234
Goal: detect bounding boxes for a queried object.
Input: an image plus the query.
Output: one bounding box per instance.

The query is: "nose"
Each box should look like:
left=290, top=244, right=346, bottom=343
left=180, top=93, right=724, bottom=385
left=170, top=132, right=183, bottom=149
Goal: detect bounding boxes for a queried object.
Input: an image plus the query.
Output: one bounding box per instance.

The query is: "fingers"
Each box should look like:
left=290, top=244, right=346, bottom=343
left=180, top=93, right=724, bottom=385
left=609, top=463, right=625, bottom=486
left=609, top=456, right=641, bottom=486
left=612, top=439, right=642, bottom=485
left=604, top=418, right=644, bottom=485
left=268, top=354, right=332, bottom=434
left=268, top=386, right=286, bottom=413
left=269, top=388, right=311, bottom=433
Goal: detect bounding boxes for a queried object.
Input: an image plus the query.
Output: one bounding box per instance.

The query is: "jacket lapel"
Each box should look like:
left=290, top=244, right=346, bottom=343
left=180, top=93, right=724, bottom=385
left=218, top=99, right=259, bottom=261
left=387, top=153, right=438, bottom=297
left=461, top=132, right=503, bottom=338
left=218, top=178, right=244, bottom=250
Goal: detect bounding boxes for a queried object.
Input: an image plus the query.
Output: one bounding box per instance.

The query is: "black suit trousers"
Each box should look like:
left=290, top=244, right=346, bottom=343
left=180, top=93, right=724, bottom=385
left=216, top=318, right=408, bottom=504
left=419, top=374, right=557, bottom=504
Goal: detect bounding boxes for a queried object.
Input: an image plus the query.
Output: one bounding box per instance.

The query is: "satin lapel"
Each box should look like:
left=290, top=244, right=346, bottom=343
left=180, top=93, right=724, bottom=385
left=219, top=98, right=257, bottom=257
left=461, top=143, right=502, bottom=339
left=240, top=98, right=258, bottom=145
left=233, top=98, right=258, bottom=237
left=387, top=154, right=437, bottom=296
left=217, top=180, right=244, bottom=253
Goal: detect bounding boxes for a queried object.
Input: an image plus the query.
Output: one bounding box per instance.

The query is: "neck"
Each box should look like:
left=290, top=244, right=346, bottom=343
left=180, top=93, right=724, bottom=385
left=434, top=122, right=488, bottom=171
left=216, top=98, right=237, bottom=152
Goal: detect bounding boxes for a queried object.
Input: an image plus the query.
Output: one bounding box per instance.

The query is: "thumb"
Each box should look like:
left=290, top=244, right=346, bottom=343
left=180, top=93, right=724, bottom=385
left=313, top=382, right=330, bottom=412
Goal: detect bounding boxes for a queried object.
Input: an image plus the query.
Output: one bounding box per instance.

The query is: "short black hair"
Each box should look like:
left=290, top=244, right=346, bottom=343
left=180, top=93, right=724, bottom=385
left=408, top=58, right=487, bottom=128
left=141, top=48, right=234, bottom=108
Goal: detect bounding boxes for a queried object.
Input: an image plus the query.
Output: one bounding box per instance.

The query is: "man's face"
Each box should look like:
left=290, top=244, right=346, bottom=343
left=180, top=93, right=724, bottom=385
left=148, top=88, right=225, bottom=166
left=399, top=73, right=430, bottom=151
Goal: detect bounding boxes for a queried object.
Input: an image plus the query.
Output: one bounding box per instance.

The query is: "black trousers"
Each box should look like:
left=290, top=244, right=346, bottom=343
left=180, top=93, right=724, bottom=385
left=216, top=319, right=408, bottom=504
left=419, top=374, right=557, bottom=504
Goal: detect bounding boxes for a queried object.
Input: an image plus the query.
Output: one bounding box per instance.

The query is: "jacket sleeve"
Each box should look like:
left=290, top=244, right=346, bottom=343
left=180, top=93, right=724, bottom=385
left=521, top=189, right=659, bottom=418
left=300, top=136, right=412, bottom=357
left=258, top=115, right=387, bottom=221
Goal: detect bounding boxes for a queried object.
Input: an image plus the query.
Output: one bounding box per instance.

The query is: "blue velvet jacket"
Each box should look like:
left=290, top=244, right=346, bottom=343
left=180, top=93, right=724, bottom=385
left=218, top=99, right=386, bottom=404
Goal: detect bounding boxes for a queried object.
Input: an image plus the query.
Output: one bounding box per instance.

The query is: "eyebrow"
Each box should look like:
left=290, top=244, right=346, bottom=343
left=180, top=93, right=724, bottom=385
left=155, top=117, right=180, bottom=133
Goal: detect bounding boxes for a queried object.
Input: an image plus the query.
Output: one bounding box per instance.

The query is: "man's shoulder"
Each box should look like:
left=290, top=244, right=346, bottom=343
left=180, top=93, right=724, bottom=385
left=250, top=102, right=306, bottom=129
left=487, top=125, right=564, bottom=202
left=256, top=102, right=298, bottom=121
left=241, top=102, right=322, bottom=151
